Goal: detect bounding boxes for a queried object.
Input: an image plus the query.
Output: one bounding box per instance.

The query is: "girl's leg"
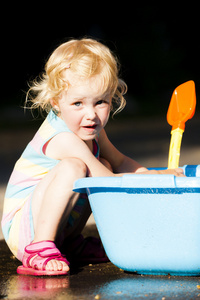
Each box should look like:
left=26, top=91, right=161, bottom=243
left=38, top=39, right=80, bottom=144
left=60, top=157, right=112, bottom=242
left=31, top=158, right=87, bottom=272
left=57, top=195, right=91, bottom=243
left=59, top=157, right=113, bottom=261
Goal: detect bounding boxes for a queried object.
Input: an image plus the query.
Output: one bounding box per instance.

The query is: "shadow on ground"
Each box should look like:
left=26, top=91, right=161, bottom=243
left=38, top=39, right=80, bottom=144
left=1, top=225, right=200, bottom=300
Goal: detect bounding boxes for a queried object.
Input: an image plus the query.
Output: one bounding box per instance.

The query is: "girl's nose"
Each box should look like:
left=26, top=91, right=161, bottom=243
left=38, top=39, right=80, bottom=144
left=85, top=107, right=97, bottom=120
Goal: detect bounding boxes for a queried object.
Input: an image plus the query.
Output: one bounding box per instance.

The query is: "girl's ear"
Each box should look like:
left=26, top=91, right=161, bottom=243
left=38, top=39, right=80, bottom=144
left=50, top=99, right=60, bottom=115
left=50, top=98, right=59, bottom=109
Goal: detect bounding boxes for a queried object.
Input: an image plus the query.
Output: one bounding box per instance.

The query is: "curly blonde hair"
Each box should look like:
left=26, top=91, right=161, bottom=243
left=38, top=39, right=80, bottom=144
left=26, top=38, right=127, bottom=115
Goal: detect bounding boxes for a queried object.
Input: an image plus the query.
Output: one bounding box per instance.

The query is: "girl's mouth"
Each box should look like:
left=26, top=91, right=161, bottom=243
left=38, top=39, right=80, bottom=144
left=82, top=124, right=97, bottom=131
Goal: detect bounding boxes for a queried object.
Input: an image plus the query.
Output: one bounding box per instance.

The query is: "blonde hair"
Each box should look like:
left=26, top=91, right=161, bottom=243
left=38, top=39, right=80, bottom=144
left=26, top=38, right=127, bottom=115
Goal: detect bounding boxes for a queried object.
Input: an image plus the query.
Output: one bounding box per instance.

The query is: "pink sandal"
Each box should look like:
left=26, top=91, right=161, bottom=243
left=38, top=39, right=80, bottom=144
left=17, top=241, right=69, bottom=276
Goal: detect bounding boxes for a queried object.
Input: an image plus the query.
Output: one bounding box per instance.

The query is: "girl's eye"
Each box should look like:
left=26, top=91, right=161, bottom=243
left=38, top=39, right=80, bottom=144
left=96, top=100, right=105, bottom=105
left=73, top=102, right=82, bottom=107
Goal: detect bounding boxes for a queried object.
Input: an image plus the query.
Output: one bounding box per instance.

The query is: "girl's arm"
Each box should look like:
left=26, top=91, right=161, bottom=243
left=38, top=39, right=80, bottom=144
left=98, top=129, right=184, bottom=176
left=98, top=129, right=145, bottom=173
left=45, top=131, right=116, bottom=177
left=46, top=130, right=184, bottom=177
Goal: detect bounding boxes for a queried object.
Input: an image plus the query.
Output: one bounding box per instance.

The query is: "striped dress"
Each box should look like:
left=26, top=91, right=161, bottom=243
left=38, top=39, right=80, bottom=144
left=1, top=110, right=99, bottom=261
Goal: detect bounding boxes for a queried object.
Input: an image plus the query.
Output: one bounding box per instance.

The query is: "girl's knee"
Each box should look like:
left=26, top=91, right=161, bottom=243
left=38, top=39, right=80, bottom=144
left=59, top=158, right=87, bottom=179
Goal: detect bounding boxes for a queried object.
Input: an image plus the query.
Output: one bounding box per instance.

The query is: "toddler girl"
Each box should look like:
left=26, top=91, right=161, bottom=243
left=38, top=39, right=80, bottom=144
left=1, top=38, right=183, bottom=276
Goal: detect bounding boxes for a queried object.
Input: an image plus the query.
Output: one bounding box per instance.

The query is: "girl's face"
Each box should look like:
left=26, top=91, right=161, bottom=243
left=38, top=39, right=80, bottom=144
left=54, top=71, right=111, bottom=141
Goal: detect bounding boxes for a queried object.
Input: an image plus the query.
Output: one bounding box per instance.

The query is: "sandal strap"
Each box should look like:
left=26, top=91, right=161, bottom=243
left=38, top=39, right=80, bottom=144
left=23, top=241, right=69, bottom=270
left=25, top=240, right=56, bottom=253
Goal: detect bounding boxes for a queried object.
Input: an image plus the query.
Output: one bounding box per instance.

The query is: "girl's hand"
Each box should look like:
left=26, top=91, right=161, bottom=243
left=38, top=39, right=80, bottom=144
left=146, top=168, right=185, bottom=177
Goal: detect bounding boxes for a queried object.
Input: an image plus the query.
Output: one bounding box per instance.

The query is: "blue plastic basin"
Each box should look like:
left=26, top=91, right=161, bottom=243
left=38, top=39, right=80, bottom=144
left=73, top=165, right=200, bottom=276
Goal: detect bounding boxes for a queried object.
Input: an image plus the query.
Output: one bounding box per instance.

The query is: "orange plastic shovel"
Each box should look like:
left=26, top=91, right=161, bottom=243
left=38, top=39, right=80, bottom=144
left=167, top=80, right=196, bottom=169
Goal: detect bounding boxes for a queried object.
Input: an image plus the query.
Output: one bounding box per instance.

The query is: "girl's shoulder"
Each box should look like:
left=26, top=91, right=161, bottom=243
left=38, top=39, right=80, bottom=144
left=45, top=110, right=72, bottom=134
left=34, top=110, right=72, bottom=144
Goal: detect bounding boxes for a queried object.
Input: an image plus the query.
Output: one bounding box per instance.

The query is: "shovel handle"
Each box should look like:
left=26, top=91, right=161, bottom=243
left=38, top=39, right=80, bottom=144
left=168, top=128, right=184, bottom=169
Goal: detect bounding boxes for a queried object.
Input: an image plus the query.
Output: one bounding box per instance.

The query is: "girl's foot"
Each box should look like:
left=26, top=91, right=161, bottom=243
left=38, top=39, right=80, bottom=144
left=44, top=258, right=69, bottom=272
left=17, top=241, right=70, bottom=276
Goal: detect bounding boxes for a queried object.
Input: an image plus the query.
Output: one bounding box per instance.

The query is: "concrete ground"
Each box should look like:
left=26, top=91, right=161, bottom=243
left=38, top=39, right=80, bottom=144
left=0, top=115, right=200, bottom=299
left=2, top=237, right=200, bottom=299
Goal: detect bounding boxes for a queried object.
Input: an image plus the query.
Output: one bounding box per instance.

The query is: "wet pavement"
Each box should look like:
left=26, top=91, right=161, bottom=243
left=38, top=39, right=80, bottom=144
left=2, top=236, right=200, bottom=300
left=1, top=115, right=200, bottom=299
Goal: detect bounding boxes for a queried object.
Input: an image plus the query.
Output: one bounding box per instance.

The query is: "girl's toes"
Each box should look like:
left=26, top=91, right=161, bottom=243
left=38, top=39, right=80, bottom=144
left=63, top=262, right=70, bottom=272
left=46, top=260, right=54, bottom=271
left=56, top=261, right=63, bottom=271
left=46, top=260, right=69, bottom=272
left=52, top=260, right=62, bottom=271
